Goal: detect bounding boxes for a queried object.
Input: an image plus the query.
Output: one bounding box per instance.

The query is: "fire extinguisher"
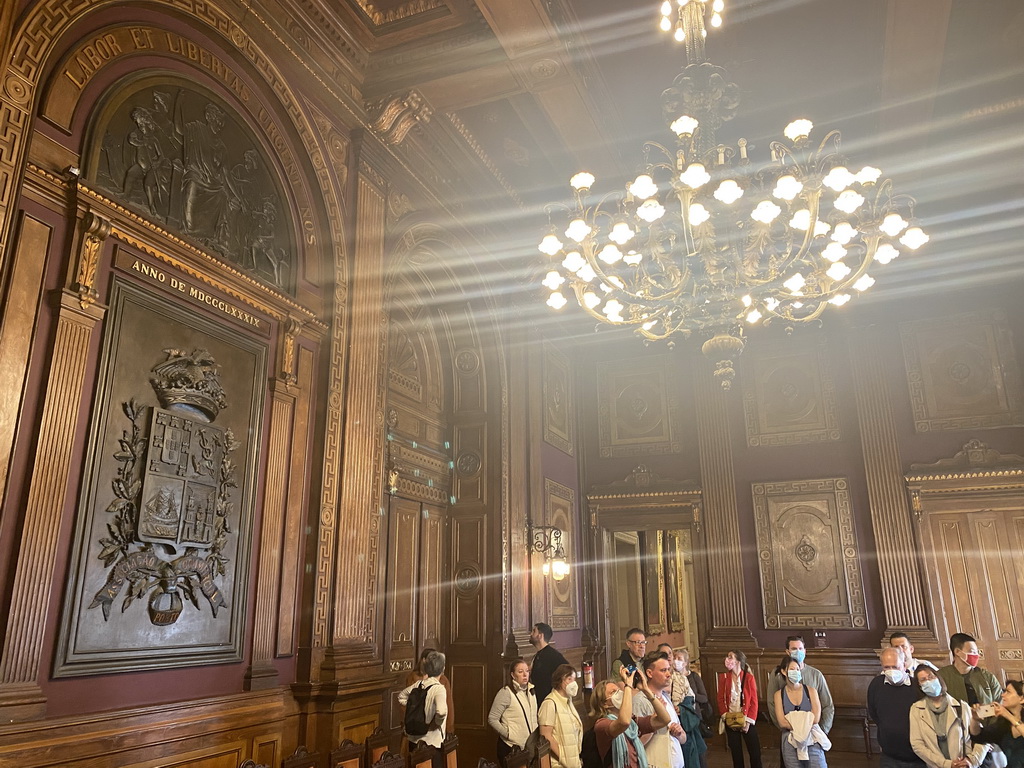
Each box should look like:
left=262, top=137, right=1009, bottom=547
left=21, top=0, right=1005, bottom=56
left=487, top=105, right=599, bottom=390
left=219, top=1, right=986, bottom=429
left=582, top=660, right=594, bottom=691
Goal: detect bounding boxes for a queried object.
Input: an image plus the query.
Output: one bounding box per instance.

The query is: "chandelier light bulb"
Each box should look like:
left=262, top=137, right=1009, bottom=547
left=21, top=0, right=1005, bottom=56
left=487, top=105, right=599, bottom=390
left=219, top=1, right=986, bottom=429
left=874, top=243, right=899, bottom=264
left=604, top=299, right=625, bottom=322
left=822, top=242, right=848, bottom=262
left=900, top=226, right=929, bottom=249
left=783, top=273, right=806, bottom=294
left=746, top=308, right=762, bottom=324
left=562, top=251, right=585, bottom=273
left=826, top=261, right=851, bottom=281
left=607, top=275, right=625, bottom=290
left=814, top=219, right=831, bottom=237
left=661, top=1, right=672, bottom=15
left=570, top=171, right=596, bottom=191
left=583, top=291, right=600, bottom=308
left=680, top=163, right=711, bottom=189
left=565, top=218, right=592, bottom=242
left=600, top=282, right=613, bottom=294
left=855, top=166, right=882, bottom=185
left=829, top=294, right=851, bottom=306
left=623, top=250, right=643, bottom=265
left=751, top=200, right=782, bottom=223
left=773, top=175, right=803, bottom=200
left=789, top=209, right=812, bottom=230
left=598, top=244, right=624, bottom=264
left=629, top=174, right=659, bottom=199
left=637, top=199, right=667, bottom=222
left=765, top=297, right=780, bottom=311
left=822, top=166, right=855, bottom=192
left=542, top=270, right=566, bottom=290
left=831, top=222, right=857, bottom=244
left=678, top=0, right=689, bottom=5
left=741, top=294, right=752, bottom=307
left=660, top=15, right=672, bottom=32
left=714, top=179, right=744, bottom=204
left=551, top=559, right=570, bottom=581
left=671, top=115, right=699, bottom=136
left=688, top=203, right=711, bottom=226
left=880, top=213, right=909, bottom=236
left=784, top=119, right=813, bottom=142
left=539, top=233, right=563, bottom=255
left=710, top=12, right=722, bottom=27
left=577, top=263, right=597, bottom=282
left=712, top=0, right=724, bottom=11
left=608, top=221, right=636, bottom=244
left=853, top=274, right=875, bottom=292
left=674, top=25, right=686, bottom=41
left=834, top=189, right=866, bottom=213
left=546, top=292, right=567, bottom=309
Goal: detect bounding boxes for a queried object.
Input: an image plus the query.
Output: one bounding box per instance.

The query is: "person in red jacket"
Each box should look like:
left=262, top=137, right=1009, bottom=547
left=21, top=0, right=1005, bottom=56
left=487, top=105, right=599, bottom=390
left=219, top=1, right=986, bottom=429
left=718, top=650, right=762, bottom=768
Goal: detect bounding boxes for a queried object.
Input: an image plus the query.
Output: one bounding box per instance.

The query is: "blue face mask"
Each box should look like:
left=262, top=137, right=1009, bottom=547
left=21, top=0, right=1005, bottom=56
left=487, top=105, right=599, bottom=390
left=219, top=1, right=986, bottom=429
left=787, top=669, right=802, bottom=684
left=790, top=649, right=806, bottom=664
left=920, top=679, right=942, bottom=697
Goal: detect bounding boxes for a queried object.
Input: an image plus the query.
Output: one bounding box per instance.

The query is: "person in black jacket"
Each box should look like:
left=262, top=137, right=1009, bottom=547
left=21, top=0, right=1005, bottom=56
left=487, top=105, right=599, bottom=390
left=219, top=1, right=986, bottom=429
left=530, top=622, right=568, bottom=704
left=612, top=628, right=648, bottom=688
left=867, top=647, right=925, bottom=768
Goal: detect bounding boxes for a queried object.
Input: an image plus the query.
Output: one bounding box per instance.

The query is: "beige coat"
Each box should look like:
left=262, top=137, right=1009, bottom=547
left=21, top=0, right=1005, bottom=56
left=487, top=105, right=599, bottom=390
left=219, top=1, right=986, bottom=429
left=909, top=696, right=989, bottom=768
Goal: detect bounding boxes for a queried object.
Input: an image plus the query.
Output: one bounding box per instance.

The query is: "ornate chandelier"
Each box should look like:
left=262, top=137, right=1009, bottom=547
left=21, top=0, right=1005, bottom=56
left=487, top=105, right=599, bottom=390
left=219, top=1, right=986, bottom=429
left=537, top=0, right=928, bottom=389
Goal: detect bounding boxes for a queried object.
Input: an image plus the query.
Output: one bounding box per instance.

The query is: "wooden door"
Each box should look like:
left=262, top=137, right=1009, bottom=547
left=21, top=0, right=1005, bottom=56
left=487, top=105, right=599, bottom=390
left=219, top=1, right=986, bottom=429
left=926, top=507, right=1024, bottom=683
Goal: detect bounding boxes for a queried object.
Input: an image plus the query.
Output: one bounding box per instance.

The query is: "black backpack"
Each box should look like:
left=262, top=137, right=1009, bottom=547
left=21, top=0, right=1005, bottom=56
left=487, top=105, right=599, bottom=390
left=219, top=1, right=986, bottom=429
left=579, top=725, right=612, bottom=768
left=404, top=682, right=436, bottom=737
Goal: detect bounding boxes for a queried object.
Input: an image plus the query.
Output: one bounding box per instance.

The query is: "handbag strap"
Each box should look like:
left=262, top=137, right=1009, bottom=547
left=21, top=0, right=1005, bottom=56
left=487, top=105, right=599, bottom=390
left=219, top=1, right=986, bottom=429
left=513, top=688, right=536, bottom=731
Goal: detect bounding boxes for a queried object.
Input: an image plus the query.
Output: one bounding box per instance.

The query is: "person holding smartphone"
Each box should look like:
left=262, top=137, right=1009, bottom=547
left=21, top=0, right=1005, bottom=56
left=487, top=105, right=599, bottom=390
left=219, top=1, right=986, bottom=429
left=970, top=680, right=1024, bottom=768
left=612, top=628, right=648, bottom=688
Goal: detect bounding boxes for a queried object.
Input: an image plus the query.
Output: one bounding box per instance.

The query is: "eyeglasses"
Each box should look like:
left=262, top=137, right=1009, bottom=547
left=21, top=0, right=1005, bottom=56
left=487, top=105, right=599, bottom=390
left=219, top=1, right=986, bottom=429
left=628, top=640, right=648, bottom=646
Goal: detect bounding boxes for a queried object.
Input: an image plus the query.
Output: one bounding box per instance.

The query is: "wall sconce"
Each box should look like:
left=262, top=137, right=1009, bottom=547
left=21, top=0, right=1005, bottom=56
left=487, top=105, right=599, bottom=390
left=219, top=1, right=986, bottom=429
left=527, top=521, right=570, bottom=581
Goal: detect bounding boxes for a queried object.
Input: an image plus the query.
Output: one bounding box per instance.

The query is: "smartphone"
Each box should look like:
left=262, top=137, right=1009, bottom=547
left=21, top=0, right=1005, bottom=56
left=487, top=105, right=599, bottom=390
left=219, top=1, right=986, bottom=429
left=977, top=704, right=997, bottom=719
left=626, top=664, right=637, bottom=675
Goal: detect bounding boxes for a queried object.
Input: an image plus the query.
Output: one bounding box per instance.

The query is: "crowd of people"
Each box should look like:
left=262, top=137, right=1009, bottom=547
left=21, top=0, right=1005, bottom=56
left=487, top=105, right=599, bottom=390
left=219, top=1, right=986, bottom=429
left=397, top=625, right=1024, bottom=768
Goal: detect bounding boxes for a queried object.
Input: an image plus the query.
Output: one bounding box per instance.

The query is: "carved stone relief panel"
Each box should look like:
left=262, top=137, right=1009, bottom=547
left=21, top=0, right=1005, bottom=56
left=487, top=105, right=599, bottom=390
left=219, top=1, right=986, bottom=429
left=57, top=278, right=266, bottom=675
left=90, top=79, right=296, bottom=293
left=742, top=337, right=840, bottom=447
left=900, top=310, right=1024, bottom=432
left=543, top=344, right=574, bottom=456
left=544, top=479, right=578, bottom=631
left=597, top=356, right=680, bottom=458
left=752, top=478, right=867, bottom=630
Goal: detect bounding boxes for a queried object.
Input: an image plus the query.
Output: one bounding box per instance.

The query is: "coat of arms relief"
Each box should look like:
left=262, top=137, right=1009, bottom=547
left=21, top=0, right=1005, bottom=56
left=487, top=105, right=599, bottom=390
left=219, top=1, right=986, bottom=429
left=92, top=348, right=237, bottom=626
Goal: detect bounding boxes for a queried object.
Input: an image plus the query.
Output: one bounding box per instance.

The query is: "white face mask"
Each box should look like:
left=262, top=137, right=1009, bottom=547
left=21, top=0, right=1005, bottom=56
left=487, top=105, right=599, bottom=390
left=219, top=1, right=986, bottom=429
left=673, top=660, right=685, bottom=672
left=565, top=680, right=579, bottom=698
left=884, top=669, right=906, bottom=685
left=610, top=689, right=624, bottom=710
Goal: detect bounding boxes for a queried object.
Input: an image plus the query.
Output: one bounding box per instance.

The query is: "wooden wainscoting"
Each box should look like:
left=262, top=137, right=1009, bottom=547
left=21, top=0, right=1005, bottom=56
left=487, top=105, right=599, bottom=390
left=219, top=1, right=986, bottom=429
left=0, top=689, right=293, bottom=768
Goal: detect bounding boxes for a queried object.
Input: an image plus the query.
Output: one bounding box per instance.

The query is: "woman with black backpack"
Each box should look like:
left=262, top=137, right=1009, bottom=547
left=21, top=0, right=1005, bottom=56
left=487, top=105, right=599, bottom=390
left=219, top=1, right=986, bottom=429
left=488, top=658, right=539, bottom=768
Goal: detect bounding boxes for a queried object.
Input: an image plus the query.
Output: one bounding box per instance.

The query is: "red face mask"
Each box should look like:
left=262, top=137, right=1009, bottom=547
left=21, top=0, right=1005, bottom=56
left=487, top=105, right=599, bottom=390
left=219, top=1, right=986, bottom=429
left=966, top=653, right=981, bottom=667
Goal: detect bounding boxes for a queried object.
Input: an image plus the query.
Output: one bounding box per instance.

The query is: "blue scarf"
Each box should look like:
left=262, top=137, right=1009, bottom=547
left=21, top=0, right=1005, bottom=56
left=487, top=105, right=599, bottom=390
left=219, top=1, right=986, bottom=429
left=605, top=713, right=649, bottom=768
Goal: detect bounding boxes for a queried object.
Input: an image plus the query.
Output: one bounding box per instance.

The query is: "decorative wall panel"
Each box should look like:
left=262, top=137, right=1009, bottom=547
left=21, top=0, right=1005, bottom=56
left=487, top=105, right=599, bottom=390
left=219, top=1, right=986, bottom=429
left=543, top=345, right=574, bottom=456
left=543, top=479, right=578, bottom=630
left=597, top=356, right=680, bottom=457
left=900, top=310, right=1024, bottom=432
left=742, top=337, right=840, bottom=446
left=642, top=531, right=667, bottom=636
left=57, top=278, right=266, bottom=675
left=752, top=478, right=867, bottom=630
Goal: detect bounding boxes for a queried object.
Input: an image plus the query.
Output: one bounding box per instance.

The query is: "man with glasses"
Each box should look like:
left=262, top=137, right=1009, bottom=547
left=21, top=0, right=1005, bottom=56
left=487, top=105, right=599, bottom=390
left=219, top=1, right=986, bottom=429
left=613, top=627, right=648, bottom=688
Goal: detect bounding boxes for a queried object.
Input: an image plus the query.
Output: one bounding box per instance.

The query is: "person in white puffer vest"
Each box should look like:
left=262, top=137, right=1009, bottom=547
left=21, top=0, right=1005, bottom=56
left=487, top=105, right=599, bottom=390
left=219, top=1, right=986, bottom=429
left=489, top=658, right=540, bottom=768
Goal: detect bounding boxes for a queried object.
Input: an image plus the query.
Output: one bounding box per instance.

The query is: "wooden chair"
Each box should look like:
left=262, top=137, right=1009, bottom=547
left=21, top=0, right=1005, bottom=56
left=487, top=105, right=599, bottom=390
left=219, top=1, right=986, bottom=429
left=329, top=738, right=364, bottom=768
left=366, top=727, right=391, bottom=766
left=371, top=750, right=405, bottom=768
left=282, top=745, right=325, bottom=768
left=438, top=733, right=459, bottom=768
left=535, top=735, right=552, bottom=768
left=239, top=761, right=269, bottom=768
left=408, top=741, right=435, bottom=768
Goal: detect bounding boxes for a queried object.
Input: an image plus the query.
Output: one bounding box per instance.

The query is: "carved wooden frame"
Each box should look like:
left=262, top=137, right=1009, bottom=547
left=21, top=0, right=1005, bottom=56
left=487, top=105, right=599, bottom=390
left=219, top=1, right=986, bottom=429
left=741, top=335, right=840, bottom=447
left=664, top=530, right=686, bottom=634
left=544, top=479, right=579, bottom=631
left=56, top=277, right=266, bottom=675
left=596, top=356, right=680, bottom=458
left=542, top=344, right=574, bottom=456
left=752, top=477, right=867, bottom=630
left=900, top=309, right=1024, bottom=432
left=642, top=531, right=667, bottom=636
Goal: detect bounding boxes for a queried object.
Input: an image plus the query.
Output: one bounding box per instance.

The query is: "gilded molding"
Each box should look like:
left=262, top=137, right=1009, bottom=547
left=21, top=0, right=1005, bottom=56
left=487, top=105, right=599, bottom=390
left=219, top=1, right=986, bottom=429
left=353, top=0, right=446, bottom=26
left=370, top=91, right=433, bottom=145
left=72, top=211, right=112, bottom=309
left=279, top=317, right=303, bottom=385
